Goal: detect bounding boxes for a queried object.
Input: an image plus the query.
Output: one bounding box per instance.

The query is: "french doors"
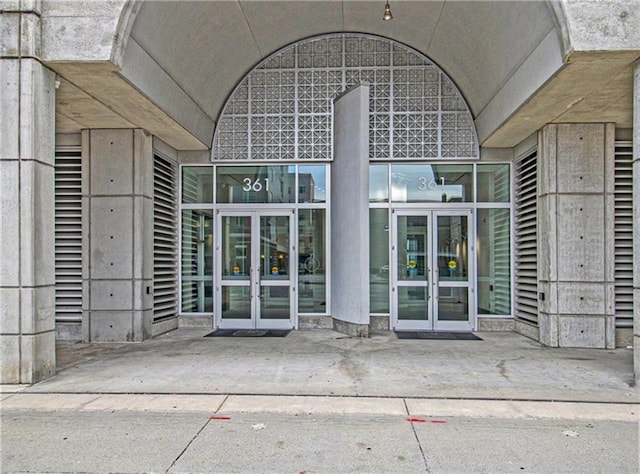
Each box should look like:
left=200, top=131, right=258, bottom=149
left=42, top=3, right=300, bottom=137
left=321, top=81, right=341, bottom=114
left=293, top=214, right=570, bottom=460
left=392, top=209, right=474, bottom=331
left=216, top=210, right=295, bottom=329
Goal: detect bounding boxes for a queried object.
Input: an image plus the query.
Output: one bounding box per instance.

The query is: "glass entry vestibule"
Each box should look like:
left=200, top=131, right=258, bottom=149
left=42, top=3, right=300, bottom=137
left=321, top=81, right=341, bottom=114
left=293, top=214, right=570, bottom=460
left=393, top=209, right=473, bottom=331
left=217, top=210, right=295, bottom=329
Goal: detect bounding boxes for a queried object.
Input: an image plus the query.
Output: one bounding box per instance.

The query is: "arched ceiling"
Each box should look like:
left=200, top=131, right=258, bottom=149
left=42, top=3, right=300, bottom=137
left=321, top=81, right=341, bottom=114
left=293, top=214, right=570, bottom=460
left=128, top=0, right=555, bottom=123
left=49, top=1, right=638, bottom=150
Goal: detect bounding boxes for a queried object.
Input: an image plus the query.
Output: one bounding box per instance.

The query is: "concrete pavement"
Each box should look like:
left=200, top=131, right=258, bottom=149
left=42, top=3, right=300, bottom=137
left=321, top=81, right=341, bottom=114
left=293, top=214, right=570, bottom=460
left=1, top=329, right=638, bottom=472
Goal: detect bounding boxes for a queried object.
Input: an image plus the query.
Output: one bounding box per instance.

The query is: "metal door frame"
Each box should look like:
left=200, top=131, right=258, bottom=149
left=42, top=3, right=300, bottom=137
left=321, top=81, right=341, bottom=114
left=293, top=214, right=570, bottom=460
left=391, top=208, right=474, bottom=331
left=216, top=209, right=296, bottom=330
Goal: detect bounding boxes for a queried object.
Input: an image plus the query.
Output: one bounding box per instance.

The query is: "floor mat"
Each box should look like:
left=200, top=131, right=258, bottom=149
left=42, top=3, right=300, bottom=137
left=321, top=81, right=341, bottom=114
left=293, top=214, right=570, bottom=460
left=204, top=329, right=291, bottom=338
left=394, top=331, right=482, bottom=340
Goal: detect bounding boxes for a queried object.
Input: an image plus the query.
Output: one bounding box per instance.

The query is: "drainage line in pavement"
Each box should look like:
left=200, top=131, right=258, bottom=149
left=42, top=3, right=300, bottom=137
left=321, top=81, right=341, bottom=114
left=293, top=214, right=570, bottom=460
left=165, top=394, right=230, bottom=473
left=404, top=399, right=431, bottom=473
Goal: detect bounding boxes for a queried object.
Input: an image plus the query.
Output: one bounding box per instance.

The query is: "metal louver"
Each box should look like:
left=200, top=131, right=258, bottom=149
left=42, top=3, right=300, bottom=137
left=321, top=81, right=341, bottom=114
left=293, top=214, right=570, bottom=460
left=153, top=154, right=178, bottom=322
left=514, top=151, right=538, bottom=325
left=54, top=148, right=83, bottom=326
left=614, top=141, right=633, bottom=329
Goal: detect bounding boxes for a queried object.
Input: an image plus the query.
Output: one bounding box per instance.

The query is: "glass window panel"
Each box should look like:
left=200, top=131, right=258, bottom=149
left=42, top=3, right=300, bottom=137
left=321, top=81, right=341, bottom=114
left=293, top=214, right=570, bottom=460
left=260, top=215, right=290, bottom=280
left=221, top=287, right=251, bottom=319
left=397, top=215, right=428, bottom=282
left=391, top=164, right=473, bottom=203
left=298, top=165, right=327, bottom=203
left=369, top=164, right=389, bottom=202
left=181, top=209, right=213, bottom=312
left=477, top=164, right=510, bottom=202
left=260, top=287, right=290, bottom=320
left=437, top=215, right=469, bottom=282
left=397, top=287, right=428, bottom=321
left=221, top=216, right=251, bottom=280
left=216, top=166, right=295, bottom=203
left=298, top=209, right=326, bottom=313
left=438, top=287, right=468, bottom=321
left=182, top=166, right=213, bottom=203
left=477, top=208, right=511, bottom=315
left=370, top=208, right=389, bottom=313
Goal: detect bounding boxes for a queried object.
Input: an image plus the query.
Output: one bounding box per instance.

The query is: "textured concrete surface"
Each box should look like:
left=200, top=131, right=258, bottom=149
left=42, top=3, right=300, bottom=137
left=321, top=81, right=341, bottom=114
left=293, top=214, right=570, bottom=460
left=6, top=329, right=636, bottom=402
left=1, top=329, right=638, bottom=473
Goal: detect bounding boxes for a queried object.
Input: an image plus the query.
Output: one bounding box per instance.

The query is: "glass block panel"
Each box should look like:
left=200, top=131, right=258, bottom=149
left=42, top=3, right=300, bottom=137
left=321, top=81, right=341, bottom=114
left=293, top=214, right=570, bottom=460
left=211, top=34, right=479, bottom=161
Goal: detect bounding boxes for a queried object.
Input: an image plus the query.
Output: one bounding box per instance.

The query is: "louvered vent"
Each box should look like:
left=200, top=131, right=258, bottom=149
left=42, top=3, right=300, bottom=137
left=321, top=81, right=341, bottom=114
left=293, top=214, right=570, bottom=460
left=54, top=148, right=83, bottom=325
left=153, top=155, right=178, bottom=322
left=514, top=151, right=538, bottom=325
left=493, top=209, right=511, bottom=315
left=614, top=141, right=633, bottom=329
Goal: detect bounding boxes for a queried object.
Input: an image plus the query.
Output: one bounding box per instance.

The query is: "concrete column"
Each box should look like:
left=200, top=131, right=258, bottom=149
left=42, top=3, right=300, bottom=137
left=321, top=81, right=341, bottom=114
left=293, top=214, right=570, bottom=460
left=537, top=123, right=615, bottom=349
left=0, top=2, right=57, bottom=383
left=633, top=62, right=640, bottom=383
left=83, top=129, right=154, bottom=342
left=331, top=85, right=370, bottom=337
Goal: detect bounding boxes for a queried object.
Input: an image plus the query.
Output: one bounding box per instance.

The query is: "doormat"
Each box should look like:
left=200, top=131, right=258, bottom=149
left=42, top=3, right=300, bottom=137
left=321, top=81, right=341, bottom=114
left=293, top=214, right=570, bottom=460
left=204, top=329, right=291, bottom=338
left=395, top=331, right=482, bottom=340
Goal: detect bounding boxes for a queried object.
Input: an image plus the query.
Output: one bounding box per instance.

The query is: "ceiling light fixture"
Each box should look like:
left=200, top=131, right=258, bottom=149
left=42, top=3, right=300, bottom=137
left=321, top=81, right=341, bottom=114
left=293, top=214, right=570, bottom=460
left=382, top=1, right=393, bottom=21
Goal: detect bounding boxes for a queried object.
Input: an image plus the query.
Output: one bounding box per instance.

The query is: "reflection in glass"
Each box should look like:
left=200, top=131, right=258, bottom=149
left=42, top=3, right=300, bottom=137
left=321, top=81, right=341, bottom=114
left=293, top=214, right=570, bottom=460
left=370, top=209, right=389, bottom=313
left=397, top=216, right=428, bottom=282
left=260, top=287, right=290, bottom=319
left=437, top=287, right=468, bottom=321
left=397, top=287, right=428, bottom=321
left=216, top=166, right=295, bottom=203
left=298, top=209, right=326, bottom=313
left=298, top=165, right=327, bottom=203
left=437, top=215, right=468, bottom=282
left=182, top=166, right=213, bottom=203
left=221, top=216, right=251, bottom=279
left=477, top=164, right=510, bottom=202
left=369, top=164, right=389, bottom=202
left=260, top=215, right=289, bottom=280
left=181, top=209, right=213, bottom=312
left=477, top=208, right=511, bottom=315
left=391, top=164, right=473, bottom=203
left=221, top=287, right=251, bottom=319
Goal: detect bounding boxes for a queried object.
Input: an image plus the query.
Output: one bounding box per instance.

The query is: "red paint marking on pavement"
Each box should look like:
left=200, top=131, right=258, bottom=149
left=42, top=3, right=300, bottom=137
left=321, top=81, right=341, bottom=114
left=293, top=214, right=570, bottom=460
left=210, top=416, right=231, bottom=421
left=406, top=417, right=426, bottom=423
left=430, top=420, right=447, bottom=424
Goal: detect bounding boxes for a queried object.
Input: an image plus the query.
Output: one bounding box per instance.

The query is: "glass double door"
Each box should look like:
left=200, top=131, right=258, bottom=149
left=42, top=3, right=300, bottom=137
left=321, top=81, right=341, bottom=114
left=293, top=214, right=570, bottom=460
left=216, top=210, right=295, bottom=329
left=392, top=209, right=473, bottom=331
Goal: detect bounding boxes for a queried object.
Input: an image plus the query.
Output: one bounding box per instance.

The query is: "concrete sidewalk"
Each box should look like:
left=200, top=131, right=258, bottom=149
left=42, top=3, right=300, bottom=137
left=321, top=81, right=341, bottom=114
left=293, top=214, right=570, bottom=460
left=1, top=329, right=638, bottom=473
left=5, top=329, right=637, bottom=402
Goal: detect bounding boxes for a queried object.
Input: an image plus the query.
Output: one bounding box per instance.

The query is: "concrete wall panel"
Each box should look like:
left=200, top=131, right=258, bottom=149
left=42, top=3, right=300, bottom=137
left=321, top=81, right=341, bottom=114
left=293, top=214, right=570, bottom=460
left=133, top=279, right=153, bottom=312
left=538, top=312, right=558, bottom=347
left=19, top=286, right=55, bottom=334
left=0, top=335, right=20, bottom=383
left=90, top=280, right=133, bottom=311
left=556, top=124, right=605, bottom=194
left=133, top=129, right=153, bottom=197
left=90, top=196, right=133, bottom=279
left=556, top=195, right=605, bottom=281
left=559, top=316, right=606, bottom=348
left=537, top=194, right=556, bottom=282
left=557, top=283, right=606, bottom=315
left=0, top=161, right=20, bottom=287
left=90, top=130, right=133, bottom=196
left=0, top=60, right=20, bottom=158
left=89, top=311, right=133, bottom=342
left=0, top=288, right=20, bottom=333
left=19, top=331, right=55, bottom=382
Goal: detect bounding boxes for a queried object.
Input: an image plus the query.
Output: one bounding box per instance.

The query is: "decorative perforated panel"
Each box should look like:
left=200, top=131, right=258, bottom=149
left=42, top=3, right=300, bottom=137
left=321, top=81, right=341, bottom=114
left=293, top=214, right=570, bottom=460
left=213, top=34, right=478, bottom=161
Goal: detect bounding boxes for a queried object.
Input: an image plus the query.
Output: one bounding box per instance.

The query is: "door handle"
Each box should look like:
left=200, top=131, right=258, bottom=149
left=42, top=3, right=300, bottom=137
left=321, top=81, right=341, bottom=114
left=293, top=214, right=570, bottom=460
left=249, top=267, right=253, bottom=299
left=256, top=266, right=261, bottom=299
